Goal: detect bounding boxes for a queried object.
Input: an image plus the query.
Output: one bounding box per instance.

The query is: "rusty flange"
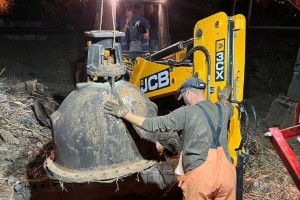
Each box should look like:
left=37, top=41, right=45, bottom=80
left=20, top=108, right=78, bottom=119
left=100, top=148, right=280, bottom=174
left=44, top=157, right=156, bottom=183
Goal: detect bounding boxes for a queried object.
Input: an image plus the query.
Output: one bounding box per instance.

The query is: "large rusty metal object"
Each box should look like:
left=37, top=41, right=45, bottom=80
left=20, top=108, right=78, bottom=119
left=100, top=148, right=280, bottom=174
left=44, top=31, right=177, bottom=192
left=45, top=80, right=160, bottom=182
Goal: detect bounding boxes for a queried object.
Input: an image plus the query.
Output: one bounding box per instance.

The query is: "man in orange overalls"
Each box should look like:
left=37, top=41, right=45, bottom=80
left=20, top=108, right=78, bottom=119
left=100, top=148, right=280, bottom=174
left=104, top=77, right=236, bottom=200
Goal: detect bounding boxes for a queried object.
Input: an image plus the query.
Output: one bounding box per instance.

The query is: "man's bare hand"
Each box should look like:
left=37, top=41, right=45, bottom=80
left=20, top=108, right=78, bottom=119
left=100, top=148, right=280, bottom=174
left=143, top=32, right=149, bottom=40
left=125, top=18, right=130, bottom=25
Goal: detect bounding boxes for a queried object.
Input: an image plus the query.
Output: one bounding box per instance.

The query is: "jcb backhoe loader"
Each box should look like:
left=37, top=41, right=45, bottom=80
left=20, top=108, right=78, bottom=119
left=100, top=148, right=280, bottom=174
left=39, top=11, right=258, bottom=200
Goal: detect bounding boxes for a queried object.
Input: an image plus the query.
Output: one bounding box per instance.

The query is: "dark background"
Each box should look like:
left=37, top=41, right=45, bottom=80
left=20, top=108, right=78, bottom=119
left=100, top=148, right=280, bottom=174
left=1, top=0, right=300, bottom=30
left=0, top=0, right=299, bottom=96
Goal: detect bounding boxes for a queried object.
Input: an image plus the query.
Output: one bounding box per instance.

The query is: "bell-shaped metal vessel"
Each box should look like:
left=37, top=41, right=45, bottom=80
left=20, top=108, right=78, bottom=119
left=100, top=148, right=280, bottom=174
left=44, top=80, right=159, bottom=183
left=44, top=31, right=177, bottom=192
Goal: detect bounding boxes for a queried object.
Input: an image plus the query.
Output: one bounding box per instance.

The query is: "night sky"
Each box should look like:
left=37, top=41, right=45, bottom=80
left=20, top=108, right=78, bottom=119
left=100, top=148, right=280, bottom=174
left=0, top=0, right=299, bottom=32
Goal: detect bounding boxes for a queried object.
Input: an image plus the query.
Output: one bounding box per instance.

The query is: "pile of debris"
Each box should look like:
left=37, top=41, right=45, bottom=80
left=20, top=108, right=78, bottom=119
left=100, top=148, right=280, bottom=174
left=243, top=129, right=300, bottom=200
left=0, top=77, right=299, bottom=200
left=0, top=78, right=56, bottom=200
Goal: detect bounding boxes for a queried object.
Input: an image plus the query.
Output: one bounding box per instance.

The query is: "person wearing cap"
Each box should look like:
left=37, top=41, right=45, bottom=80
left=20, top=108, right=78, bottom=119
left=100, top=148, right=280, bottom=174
left=104, top=77, right=236, bottom=200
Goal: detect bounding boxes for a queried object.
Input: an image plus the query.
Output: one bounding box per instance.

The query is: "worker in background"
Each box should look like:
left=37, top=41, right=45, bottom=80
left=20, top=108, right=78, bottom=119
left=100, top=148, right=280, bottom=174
left=104, top=77, right=236, bottom=200
left=119, top=7, right=150, bottom=51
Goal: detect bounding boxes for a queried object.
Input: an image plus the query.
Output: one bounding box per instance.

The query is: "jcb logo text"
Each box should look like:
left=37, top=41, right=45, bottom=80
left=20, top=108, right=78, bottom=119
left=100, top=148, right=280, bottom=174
left=140, top=69, right=170, bottom=93
left=215, top=39, right=225, bottom=82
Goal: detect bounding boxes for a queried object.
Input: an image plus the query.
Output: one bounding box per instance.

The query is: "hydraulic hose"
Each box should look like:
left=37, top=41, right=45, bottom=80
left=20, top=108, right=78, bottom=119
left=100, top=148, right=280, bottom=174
left=231, top=99, right=257, bottom=200
left=150, top=38, right=193, bottom=61
left=231, top=100, right=250, bottom=151
left=231, top=99, right=258, bottom=163
left=154, top=46, right=212, bottom=98
left=243, top=100, right=257, bottom=150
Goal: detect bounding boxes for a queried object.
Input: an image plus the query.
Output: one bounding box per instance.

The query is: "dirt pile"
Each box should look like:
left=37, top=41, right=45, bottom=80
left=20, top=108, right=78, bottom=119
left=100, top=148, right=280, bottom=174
left=244, top=133, right=300, bottom=200
left=0, top=78, right=53, bottom=200
left=243, top=91, right=300, bottom=200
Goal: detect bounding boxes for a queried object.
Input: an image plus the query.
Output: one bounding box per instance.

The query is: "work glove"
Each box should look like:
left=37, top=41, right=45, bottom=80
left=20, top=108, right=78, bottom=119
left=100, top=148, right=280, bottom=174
left=104, top=101, right=129, bottom=118
left=217, top=84, right=232, bottom=100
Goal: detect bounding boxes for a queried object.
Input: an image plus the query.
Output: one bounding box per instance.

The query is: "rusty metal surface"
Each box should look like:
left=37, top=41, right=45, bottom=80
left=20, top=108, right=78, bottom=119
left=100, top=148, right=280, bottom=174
left=47, top=81, right=160, bottom=182
left=140, top=161, right=177, bottom=190
left=44, top=157, right=156, bottom=183
left=87, top=62, right=125, bottom=77
left=15, top=161, right=180, bottom=200
left=264, top=95, right=298, bottom=129
left=157, top=131, right=181, bottom=156
left=116, top=81, right=158, bottom=143
left=86, top=42, right=126, bottom=77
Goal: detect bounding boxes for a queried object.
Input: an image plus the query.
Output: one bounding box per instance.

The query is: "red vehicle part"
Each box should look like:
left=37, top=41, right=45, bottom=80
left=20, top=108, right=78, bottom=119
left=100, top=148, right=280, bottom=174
left=269, top=125, right=300, bottom=190
left=289, top=0, right=300, bottom=10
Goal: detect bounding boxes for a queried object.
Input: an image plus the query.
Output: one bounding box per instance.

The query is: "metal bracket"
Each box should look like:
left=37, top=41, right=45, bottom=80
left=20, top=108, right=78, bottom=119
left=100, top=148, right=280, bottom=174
left=269, top=125, right=300, bottom=190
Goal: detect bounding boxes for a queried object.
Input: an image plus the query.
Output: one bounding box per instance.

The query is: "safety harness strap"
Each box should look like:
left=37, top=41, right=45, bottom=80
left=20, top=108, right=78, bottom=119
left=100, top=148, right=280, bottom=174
left=197, top=103, right=222, bottom=148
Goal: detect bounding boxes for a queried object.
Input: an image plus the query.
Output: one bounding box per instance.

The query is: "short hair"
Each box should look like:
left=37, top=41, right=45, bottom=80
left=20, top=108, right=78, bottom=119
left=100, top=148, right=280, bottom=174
left=125, top=7, right=134, bottom=13
left=188, top=87, right=204, bottom=93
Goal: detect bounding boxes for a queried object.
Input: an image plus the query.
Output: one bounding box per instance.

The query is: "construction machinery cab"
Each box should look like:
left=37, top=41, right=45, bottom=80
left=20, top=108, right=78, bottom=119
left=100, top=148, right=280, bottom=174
left=94, top=0, right=169, bottom=58
left=75, top=0, right=170, bottom=83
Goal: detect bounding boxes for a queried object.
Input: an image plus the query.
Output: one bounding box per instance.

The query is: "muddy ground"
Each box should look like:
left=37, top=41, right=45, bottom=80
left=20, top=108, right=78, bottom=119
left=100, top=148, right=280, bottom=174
left=0, top=28, right=299, bottom=199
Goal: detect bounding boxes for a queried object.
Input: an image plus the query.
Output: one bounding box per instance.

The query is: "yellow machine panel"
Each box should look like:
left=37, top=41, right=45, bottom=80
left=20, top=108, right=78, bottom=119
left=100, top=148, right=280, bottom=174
left=194, top=12, right=229, bottom=101
left=194, top=12, right=246, bottom=165
left=231, top=14, right=246, bottom=102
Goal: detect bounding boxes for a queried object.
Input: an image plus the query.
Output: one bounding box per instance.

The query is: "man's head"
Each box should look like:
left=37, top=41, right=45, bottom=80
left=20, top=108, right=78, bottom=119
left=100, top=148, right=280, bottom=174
left=125, top=8, right=134, bottom=21
left=178, top=77, right=206, bottom=105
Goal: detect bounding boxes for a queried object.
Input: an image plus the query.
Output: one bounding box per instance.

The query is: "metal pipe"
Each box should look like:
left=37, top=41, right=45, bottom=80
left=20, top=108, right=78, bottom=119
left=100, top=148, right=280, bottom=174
left=150, top=41, right=184, bottom=61
left=158, top=3, right=170, bottom=50
left=182, top=38, right=193, bottom=47
left=232, top=0, right=237, bottom=15
left=248, top=26, right=300, bottom=30
left=150, top=38, right=193, bottom=61
left=94, top=0, right=116, bottom=30
left=247, top=0, right=253, bottom=26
